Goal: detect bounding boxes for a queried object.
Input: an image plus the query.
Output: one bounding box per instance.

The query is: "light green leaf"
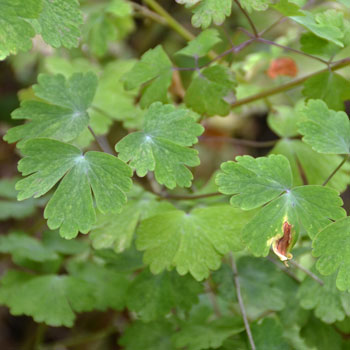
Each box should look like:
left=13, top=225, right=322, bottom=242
left=116, top=102, right=203, bottom=189
left=84, top=12, right=117, bottom=57
left=301, top=316, right=343, bottom=350
left=136, top=205, right=254, bottom=281
left=176, top=29, right=221, bottom=57
left=0, top=178, right=38, bottom=220
left=126, top=270, right=202, bottom=321
left=298, top=99, right=350, bottom=154
left=37, top=0, right=82, bottom=48
left=172, top=314, right=243, bottom=350
left=185, top=65, right=236, bottom=116
left=42, top=230, right=88, bottom=255
left=239, top=0, right=272, bottom=12
left=119, top=321, right=175, bottom=350
left=122, top=45, right=172, bottom=108
left=0, top=0, right=42, bottom=59
left=67, top=261, right=129, bottom=311
left=0, top=270, right=95, bottom=327
left=216, top=154, right=292, bottom=210
left=191, top=0, right=232, bottom=28
left=252, top=318, right=291, bottom=350
left=270, top=140, right=350, bottom=192
left=273, top=0, right=304, bottom=16
left=298, top=268, right=350, bottom=323
left=90, top=189, right=174, bottom=252
left=291, top=10, right=344, bottom=47
left=243, top=185, right=345, bottom=256
left=16, top=138, right=132, bottom=239
left=4, top=72, right=98, bottom=147
left=0, top=232, right=59, bottom=262
left=313, top=217, right=350, bottom=292
left=106, top=0, right=133, bottom=17
left=267, top=105, right=300, bottom=138
left=300, top=32, right=338, bottom=58
left=214, top=258, right=297, bottom=319
left=302, top=72, right=350, bottom=111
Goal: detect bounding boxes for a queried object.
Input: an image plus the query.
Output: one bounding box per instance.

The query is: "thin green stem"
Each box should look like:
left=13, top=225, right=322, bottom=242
left=289, top=260, right=324, bottom=286
left=142, top=0, right=195, bottom=41
left=88, top=126, right=114, bottom=155
left=131, top=2, right=167, bottom=25
left=231, top=58, right=350, bottom=109
left=322, top=154, right=350, bottom=186
left=229, top=254, right=256, bottom=350
left=234, top=0, right=259, bottom=37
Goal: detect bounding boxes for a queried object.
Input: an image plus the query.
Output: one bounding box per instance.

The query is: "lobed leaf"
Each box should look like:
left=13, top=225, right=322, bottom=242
left=16, top=138, right=132, bottom=238
left=116, top=102, right=204, bottom=189
left=4, top=72, right=98, bottom=147
left=136, top=205, right=254, bottom=281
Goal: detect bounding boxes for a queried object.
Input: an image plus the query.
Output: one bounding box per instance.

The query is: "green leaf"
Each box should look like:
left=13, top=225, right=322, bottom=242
left=16, top=138, right=132, bottom=239
left=191, top=0, right=232, bottom=28
left=301, top=316, right=343, bottom=350
left=136, top=205, right=254, bottom=281
left=313, top=217, right=350, bottom=292
left=267, top=105, right=300, bottom=138
left=4, top=73, right=98, bottom=147
left=0, top=178, right=38, bottom=220
left=270, top=140, right=350, bottom=192
left=116, top=102, right=203, bottom=189
left=119, top=320, right=175, bottom=350
left=243, top=185, right=345, bottom=256
left=298, top=99, right=350, bottom=154
left=84, top=12, right=117, bottom=57
left=185, top=65, right=236, bottom=116
left=216, top=154, right=292, bottom=210
left=42, top=230, right=88, bottom=255
left=214, top=258, right=297, bottom=319
left=291, top=10, right=344, bottom=47
left=0, top=270, right=95, bottom=327
left=0, top=232, right=59, bottom=262
left=37, top=0, right=82, bottom=49
left=126, top=270, right=202, bottom=321
left=302, top=71, right=350, bottom=111
left=272, top=0, right=304, bottom=16
left=90, top=188, right=174, bottom=252
left=122, top=46, right=172, bottom=108
left=106, top=0, right=133, bottom=17
left=176, top=29, right=221, bottom=57
left=300, top=32, right=338, bottom=58
left=252, top=318, right=291, bottom=350
left=0, top=0, right=42, bottom=59
left=240, top=0, right=272, bottom=12
left=298, top=268, right=350, bottom=323
left=172, top=314, right=243, bottom=350
left=67, top=261, right=129, bottom=311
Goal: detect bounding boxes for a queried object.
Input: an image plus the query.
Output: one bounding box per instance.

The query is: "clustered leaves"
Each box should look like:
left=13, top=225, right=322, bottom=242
left=2, top=0, right=350, bottom=349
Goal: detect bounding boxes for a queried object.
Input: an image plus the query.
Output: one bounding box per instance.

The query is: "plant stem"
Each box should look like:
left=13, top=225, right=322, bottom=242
left=239, top=27, right=329, bottom=65
left=131, top=2, right=167, bottom=25
left=88, top=126, right=114, bottom=154
left=289, top=260, right=324, bottom=286
left=322, top=154, right=350, bottom=186
left=231, top=58, right=350, bottom=109
left=256, top=37, right=329, bottom=65
left=142, top=0, right=195, bottom=41
left=234, top=0, right=259, bottom=37
left=267, top=256, right=301, bottom=283
left=229, top=254, right=256, bottom=350
left=206, top=278, right=222, bottom=318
